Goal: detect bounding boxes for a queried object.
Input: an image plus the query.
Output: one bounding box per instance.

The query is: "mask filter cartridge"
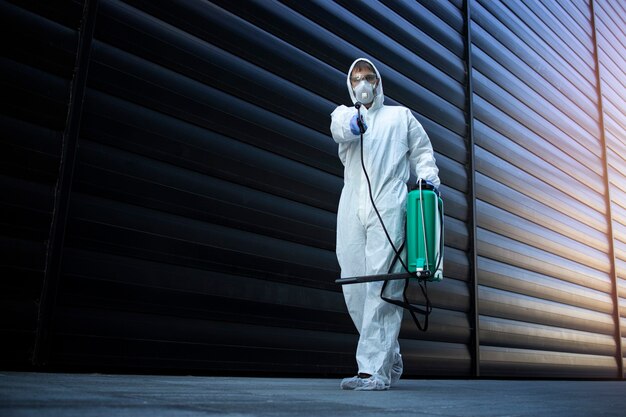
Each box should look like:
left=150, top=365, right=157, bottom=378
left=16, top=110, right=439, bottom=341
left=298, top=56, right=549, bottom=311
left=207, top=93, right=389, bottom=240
left=354, top=80, right=374, bottom=104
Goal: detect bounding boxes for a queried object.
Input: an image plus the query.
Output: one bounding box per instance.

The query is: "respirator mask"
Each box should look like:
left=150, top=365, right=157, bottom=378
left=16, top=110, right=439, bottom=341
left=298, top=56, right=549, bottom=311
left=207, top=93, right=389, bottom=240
left=353, top=79, right=376, bottom=105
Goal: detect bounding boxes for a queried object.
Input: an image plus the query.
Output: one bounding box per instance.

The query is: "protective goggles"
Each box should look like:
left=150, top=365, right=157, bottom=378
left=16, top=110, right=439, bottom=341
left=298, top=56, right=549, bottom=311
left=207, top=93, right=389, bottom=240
left=350, top=73, right=377, bottom=83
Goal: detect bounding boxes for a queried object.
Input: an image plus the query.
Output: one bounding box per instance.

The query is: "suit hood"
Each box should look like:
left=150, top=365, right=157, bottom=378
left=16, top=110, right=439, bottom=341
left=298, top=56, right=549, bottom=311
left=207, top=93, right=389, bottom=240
left=346, top=58, right=384, bottom=109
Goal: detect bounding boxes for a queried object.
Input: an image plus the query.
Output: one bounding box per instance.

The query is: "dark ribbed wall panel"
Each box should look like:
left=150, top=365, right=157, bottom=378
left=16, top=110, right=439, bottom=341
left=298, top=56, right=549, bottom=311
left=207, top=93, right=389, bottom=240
left=473, top=0, right=617, bottom=377
left=595, top=0, right=626, bottom=369
left=54, top=0, right=344, bottom=373
left=3, top=0, right=626, bottom=379
left=0, top=0, right=83, bottom=368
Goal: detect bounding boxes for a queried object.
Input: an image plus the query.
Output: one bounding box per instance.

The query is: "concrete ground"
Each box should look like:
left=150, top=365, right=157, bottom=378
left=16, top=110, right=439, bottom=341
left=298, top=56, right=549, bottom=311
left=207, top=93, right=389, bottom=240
left=1, top=372, right=626, bottom=416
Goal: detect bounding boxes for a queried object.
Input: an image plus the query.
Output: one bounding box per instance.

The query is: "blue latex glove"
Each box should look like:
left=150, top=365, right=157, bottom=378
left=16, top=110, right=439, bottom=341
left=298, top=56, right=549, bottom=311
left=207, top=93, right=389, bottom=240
left=349, top=114, right=367, bottom=135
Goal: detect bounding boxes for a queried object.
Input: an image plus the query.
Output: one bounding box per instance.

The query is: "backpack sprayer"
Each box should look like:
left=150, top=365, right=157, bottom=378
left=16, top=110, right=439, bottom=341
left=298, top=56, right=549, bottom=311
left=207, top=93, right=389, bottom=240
left=334, top=103, right=444, bottom=331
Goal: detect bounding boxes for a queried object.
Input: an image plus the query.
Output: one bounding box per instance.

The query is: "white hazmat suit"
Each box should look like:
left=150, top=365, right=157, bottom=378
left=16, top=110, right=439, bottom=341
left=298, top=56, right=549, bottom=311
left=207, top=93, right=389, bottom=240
left=330, top=58, right=440, bottom=389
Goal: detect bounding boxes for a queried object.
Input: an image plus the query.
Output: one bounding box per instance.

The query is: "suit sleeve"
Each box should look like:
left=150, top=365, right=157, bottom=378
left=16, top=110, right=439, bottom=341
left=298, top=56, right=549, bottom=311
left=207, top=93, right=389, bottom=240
left=330, top=105, right=360, bottom=144
left=407, top=111, right=440, bottom=188
left=330, top=105, right=361, bottom=167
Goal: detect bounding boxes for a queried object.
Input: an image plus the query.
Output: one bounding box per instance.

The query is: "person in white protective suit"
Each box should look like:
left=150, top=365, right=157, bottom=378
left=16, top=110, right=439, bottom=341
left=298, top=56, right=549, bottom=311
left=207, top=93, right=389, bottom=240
left=330, top=58, right=440, bottom=390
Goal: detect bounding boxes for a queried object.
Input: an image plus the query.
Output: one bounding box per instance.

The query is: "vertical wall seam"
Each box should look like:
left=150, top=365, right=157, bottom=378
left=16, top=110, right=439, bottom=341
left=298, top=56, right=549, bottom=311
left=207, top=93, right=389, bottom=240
left=590, top=0, right=624, bottom=379
left=32, top=0, right=99, bottom=367
left=464, top=0, right=480, bottom=378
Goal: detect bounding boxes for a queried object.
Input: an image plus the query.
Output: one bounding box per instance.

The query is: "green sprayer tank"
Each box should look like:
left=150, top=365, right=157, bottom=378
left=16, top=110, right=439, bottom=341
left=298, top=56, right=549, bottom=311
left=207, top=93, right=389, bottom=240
left=406, top=182, right=444, bottom=282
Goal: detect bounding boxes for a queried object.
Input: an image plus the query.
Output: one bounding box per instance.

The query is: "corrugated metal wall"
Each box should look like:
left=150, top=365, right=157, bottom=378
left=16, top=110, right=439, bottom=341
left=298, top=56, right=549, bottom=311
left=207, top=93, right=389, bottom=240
left=1, top=0, right=84, bottom=367
left=594, top=0, right=626, bottom=371
left=472, top=0, right=618, bottom=378
left=1, top=0, right=624, bottom=378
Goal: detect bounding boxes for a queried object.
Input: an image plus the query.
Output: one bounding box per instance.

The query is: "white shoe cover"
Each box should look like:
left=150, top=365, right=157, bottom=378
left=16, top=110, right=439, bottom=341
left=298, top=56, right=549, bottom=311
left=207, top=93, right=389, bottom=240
left=340, top=375, right=362, bottom=390
left=354, top=375, right=387, bottom=391
left=340, top=375, right=388, bottom=391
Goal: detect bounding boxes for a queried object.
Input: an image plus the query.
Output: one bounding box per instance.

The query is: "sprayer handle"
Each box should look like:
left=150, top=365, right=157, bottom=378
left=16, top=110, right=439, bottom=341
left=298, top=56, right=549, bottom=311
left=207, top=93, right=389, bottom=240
left=412, top=179, right=440, bottom=196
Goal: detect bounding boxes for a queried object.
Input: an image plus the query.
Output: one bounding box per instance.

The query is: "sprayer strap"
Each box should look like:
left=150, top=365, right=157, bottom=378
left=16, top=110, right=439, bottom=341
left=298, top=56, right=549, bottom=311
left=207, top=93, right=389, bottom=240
left=381, top=279, right=431, bottom=332
left=389, top=240, right=405, bottom=271
left=381, top=241, right=432, bottom=332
